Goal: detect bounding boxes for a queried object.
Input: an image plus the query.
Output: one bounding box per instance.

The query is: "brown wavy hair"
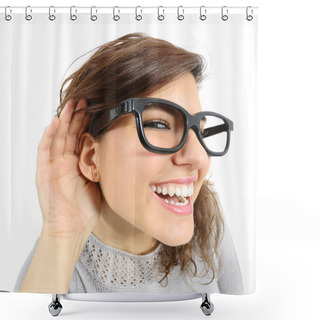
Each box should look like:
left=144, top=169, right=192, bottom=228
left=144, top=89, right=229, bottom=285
left=57, top=33, right=224, bottom=285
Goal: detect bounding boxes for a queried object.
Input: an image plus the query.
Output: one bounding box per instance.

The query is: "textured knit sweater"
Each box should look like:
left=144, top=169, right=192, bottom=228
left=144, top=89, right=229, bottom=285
left=14, top=226, right=244, bottom=294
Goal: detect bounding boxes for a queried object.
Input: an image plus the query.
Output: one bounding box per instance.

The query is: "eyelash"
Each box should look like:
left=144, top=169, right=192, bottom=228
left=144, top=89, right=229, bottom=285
left=143, top=120, right=170, bottom=130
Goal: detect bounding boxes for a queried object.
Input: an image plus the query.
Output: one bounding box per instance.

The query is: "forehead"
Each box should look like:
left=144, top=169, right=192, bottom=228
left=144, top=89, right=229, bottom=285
left=147, top=73, right=202, bottom=114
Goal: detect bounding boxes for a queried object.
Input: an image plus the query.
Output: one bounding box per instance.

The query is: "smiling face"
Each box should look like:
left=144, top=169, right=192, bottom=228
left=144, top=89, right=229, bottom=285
left=91, top=73, right=211, bottom=249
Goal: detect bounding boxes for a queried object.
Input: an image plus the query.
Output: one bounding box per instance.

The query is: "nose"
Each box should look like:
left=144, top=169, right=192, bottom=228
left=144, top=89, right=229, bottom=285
left=172, top=128, right=209, bottom=169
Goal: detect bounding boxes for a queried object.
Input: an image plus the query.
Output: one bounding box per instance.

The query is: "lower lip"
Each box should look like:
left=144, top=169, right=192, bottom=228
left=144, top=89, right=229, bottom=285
left=151, top=190, right=193, bottom=216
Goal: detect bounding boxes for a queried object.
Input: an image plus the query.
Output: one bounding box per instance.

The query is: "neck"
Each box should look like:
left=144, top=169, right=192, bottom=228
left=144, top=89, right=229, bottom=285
left=92, top=202, right=159, bottom=255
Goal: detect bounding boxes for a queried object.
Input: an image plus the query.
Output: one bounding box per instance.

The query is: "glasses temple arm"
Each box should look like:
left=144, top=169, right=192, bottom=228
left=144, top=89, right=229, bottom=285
left=90, top=101, right=131, bottom=136
left=202, top=123, right=230, bottom=138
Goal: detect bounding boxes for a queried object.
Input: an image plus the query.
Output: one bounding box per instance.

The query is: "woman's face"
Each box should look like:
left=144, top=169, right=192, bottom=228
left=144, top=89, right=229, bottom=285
left=94, top=73, right=211, bottom=247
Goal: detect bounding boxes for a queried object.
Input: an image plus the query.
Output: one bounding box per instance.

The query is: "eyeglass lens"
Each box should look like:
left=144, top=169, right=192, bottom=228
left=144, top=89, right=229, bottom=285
left=141, top=102, right=228, bottom=154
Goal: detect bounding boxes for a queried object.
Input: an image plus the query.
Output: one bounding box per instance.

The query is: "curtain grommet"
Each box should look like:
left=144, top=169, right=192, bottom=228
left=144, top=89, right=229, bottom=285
left=221, top=6, right=228, bottom=21
left=113, top=6, right=120, bottom=21
left=70, top=6, right=77, bottom=21
left=5, top=6, right=12, bottom=21
left=200, top=6, right=207, bottom=21
left=246, top=6, right=254, bottom=21
left=157, top=6, right=165, bottom=21
left=135, top=6, right=142, bottom=21
left=25, top=6, right=32, bottom=21
left=177, top=6, right=184, bottom=21
left=91, top=6, right=98, bottom=21
left=49, top=6, right=56, bottom=21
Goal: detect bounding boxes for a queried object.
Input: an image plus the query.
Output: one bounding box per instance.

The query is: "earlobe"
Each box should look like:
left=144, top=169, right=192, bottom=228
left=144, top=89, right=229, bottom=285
left=90, top=165, right=99, bottom=182
left=78, top=133, right=100, bottom=182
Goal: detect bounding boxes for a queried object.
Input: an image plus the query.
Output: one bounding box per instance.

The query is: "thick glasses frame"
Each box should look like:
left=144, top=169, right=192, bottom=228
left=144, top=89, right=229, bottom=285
left=96, top=97, right=234, bottom=157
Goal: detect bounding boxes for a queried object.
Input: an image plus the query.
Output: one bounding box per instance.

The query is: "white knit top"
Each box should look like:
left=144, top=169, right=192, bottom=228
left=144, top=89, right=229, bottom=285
left=77, top=233, right=164, bottom=291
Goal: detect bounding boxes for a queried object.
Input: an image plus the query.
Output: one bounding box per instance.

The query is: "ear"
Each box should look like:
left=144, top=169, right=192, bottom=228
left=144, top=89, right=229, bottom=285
left=78, top=133, right=100, bottom=182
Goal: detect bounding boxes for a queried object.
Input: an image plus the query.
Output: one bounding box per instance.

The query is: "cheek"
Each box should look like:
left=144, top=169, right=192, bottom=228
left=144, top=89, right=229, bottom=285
left=97, top=129, right=163, bottom=219
left=97, top=130, right=139, bottom=209
left=203, top=157, right=211, bottom=177
left=194, top=157, right=211, bottom=198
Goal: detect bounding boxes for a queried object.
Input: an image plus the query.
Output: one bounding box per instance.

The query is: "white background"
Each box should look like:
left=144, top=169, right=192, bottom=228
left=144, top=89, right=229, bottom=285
left=1, top=0, right=320, bottom=320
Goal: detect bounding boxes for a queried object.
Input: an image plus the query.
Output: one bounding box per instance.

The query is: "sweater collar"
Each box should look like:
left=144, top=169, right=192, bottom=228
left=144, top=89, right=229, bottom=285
left=79, top=233, right=163, bottom=289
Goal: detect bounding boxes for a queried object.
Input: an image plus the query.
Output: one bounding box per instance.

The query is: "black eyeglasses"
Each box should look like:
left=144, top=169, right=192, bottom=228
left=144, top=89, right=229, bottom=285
left=92, top=98, right=234, bottom=157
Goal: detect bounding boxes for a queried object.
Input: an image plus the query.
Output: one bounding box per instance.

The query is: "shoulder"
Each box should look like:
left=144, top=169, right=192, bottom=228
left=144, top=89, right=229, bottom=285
left=217, top=222, right=244, bottom=294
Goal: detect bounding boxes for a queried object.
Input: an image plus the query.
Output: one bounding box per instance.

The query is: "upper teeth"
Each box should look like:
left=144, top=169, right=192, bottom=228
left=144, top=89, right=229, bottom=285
left=151, top=183, right=194, bottom=198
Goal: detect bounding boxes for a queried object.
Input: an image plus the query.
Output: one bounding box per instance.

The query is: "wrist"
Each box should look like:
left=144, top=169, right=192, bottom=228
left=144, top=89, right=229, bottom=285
left=40, top=225, right=90, bottom=257
left=40, top=224, right=91, bottom=243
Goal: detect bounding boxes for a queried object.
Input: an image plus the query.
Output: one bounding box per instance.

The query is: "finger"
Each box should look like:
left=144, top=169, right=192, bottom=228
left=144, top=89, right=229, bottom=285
left=50, top=100, right=75, bottom=158
left=36, top=117, right=59, bottom=176
left=64, top=98, right=87, bottom=154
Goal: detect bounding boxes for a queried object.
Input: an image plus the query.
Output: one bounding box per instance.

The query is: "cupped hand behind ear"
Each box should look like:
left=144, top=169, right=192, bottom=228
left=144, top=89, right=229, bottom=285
left=36, top=99, right=101, bottom=239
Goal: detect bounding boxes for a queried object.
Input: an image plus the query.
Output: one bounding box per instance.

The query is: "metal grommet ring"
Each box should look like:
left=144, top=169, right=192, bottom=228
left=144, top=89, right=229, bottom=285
left=25, top=6, right=32, bottom=21
left=221, top=6, right=228, bottom=21
left=246, top=6, right=254, bottom=21
left=91, top=6, right=97, bottom=21
left=157, top=6, right=164, bottom=21
left=113, top=6, right=120, bottom=21
left=70, top=6, right=77, bottom=21
left=177, top=6, right=184, bottom=21
left=200, top=6, right=207, bottom=21
left=5, top=6, right=12, bottom=21
left=135, top=6, right=142, bottom=21
left=49, top=6, right=56, bottom=21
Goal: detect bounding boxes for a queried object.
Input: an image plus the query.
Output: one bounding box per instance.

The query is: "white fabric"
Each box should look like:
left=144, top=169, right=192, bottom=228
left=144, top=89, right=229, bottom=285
left=0, top=7, right=258, bottom=293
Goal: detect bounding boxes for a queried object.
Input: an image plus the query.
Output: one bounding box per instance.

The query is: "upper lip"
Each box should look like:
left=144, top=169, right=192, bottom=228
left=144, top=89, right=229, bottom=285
left=151, top=176, right=197, bottom=186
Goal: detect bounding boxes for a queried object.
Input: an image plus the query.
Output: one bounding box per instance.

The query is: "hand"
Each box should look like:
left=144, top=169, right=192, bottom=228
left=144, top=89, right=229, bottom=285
left=36, top=99, right=101, bottom=239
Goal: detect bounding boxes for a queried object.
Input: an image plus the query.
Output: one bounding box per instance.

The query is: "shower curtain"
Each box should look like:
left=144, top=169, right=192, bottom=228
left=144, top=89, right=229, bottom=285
left=0, top=5, right=258, bottom=302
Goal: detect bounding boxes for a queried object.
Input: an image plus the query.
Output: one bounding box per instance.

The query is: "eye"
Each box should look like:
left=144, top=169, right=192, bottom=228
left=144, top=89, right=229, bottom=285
left=143, top=120, right=170, bottom=130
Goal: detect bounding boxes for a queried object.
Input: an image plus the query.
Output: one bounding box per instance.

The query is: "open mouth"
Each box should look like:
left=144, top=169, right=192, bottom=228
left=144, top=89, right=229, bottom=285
left=150, top=183, right=194, bottom=207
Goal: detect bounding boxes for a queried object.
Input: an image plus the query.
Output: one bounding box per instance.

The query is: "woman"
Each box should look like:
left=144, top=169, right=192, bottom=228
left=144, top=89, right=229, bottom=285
left=15, top=33, right=243, bottom=294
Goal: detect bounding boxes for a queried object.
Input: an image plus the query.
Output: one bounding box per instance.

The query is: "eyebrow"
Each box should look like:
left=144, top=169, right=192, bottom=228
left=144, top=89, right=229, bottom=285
left=143, top=103, right=181, bottom=119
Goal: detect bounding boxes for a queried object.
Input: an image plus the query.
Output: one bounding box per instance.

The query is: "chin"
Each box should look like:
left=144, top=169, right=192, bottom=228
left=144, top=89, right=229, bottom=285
left=157, top=227, right=194, bottom=247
